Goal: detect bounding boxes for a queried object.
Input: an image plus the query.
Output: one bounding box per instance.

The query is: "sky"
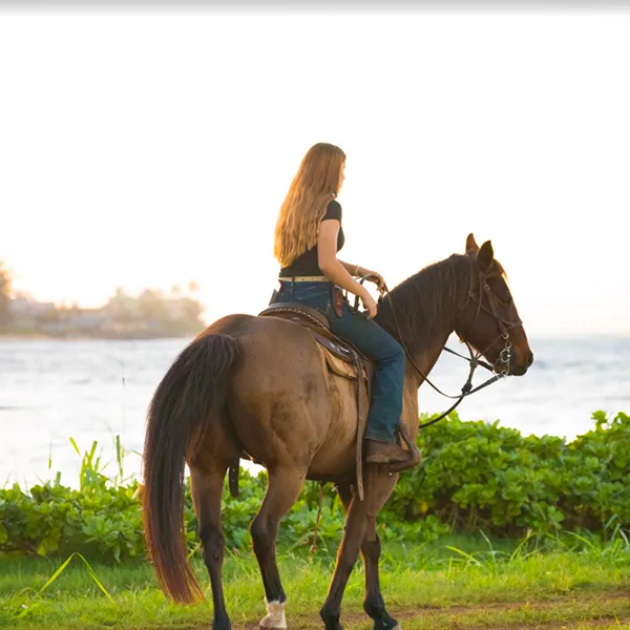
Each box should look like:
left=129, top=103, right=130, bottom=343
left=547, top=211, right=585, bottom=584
left=0, top=6, right=629, bottom=337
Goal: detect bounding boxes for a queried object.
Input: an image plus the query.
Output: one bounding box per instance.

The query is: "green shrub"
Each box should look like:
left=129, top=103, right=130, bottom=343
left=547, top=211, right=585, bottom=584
left=0, top=411, right=628, bottom=562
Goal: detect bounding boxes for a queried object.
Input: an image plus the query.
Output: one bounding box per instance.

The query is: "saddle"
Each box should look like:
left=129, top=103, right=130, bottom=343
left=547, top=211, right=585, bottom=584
left=258, top=302, right=371, bottom=499
left=258, top=302, right=370, bottom=382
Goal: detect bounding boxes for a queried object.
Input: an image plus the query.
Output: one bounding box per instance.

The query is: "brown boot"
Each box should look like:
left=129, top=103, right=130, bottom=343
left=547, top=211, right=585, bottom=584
left=365, top=439, right=415, bottom=468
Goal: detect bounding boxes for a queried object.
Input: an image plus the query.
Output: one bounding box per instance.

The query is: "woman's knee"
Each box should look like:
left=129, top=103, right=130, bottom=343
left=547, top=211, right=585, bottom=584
left=381, top=338, right=405, bottom=366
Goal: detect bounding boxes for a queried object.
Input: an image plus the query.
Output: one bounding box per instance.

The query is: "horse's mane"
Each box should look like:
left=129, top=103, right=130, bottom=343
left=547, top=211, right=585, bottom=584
left=376, top=254, right=472, bottom=356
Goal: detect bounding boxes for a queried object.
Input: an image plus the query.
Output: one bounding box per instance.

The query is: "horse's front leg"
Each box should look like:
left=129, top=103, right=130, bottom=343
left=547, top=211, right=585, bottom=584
left=319, top=488, right=368, bottom=630
left=361, top=534, right=400, bottom=630
left=336, top=483, right=400, bottom=630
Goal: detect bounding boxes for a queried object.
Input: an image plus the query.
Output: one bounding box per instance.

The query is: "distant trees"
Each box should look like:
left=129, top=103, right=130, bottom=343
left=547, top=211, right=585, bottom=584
left=0, top=261, right=11, bottom=332
left=102, top=284, right=205, bottom=337
left=1, top=273, right=206, bottom=338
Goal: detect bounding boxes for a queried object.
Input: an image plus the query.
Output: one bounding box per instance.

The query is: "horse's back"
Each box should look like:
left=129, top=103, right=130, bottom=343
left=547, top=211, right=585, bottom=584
left=206, top=313, right=328, bottom=383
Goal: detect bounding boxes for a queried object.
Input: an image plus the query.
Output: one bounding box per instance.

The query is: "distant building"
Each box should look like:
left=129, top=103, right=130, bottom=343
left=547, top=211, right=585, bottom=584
left=6, top=288, right=204, bottom=338
left=10, top=295, right=56, bottom=316
left=9, top=295, right=57, bottom=330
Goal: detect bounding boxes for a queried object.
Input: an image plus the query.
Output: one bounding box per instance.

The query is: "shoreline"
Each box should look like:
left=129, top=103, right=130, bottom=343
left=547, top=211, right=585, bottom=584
left=0, top=333, right=195, bottom=342
left=1, top=332, right=629, bottom=343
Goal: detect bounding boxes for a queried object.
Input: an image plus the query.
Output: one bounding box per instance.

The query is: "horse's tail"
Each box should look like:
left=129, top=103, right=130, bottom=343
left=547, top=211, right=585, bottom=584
left=142, top=333, right=240, bottom=604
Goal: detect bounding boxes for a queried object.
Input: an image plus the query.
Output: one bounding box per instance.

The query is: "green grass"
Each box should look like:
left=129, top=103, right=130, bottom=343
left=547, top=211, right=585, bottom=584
left=2, top=535, right=630, bottom=629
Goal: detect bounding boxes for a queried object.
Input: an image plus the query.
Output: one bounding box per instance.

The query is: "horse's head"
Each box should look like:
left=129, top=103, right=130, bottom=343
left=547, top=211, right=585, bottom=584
left=454, top=233, right=533, bottom=376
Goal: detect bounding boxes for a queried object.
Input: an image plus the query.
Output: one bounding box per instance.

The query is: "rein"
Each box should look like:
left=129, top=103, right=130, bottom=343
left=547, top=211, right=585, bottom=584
left=386, top=291, right=505, bottom=429
left=355, top=265, right=521, bottom=429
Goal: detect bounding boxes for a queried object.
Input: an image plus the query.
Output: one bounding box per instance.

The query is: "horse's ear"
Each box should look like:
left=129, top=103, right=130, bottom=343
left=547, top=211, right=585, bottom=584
left=466, top=233, right=479, bottom=254
left=477, top=240, right=494, bottom=272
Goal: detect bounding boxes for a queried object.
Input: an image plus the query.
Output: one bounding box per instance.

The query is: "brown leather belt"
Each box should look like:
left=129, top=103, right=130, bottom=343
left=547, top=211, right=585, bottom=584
left=279, top=276, right=331, bottom=282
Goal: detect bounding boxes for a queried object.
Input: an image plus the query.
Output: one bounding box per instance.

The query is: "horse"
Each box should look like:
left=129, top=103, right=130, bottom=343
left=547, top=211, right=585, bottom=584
left=142, top=233, right=533, bottom=630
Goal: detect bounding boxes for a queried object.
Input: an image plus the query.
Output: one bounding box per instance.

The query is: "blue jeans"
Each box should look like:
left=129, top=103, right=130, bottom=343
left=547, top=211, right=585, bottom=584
left=270, top=281, right=405, bottom=443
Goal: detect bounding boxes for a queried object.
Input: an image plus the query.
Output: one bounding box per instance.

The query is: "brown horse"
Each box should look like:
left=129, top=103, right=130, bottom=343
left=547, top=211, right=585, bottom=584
left=142, top=234, right=533, bottom=630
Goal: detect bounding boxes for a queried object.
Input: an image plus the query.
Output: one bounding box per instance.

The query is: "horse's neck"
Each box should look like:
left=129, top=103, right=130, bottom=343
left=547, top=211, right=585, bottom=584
left=388, top=259, right=470, bottom=441
left=406, top=322, right=453, bottom=389
left=399, top=314, right=454, bottom=443
left=380, top=256, right=468, bottom=403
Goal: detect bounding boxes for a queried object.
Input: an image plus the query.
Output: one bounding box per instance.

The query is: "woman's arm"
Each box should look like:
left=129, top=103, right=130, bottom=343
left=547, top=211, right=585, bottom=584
left=339, top=260, right=364, bottom=277
left=318, top=220, right=378, bottom=318
left=338, top=260, right=388, bottom=292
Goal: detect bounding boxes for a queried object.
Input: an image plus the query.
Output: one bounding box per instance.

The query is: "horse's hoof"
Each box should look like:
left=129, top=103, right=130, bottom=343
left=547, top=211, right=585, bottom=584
left=320, top=613, right=342, bottom=630
left=260, top=599, right=287, bottom=630
left=371, top=613, right=400, bottom=630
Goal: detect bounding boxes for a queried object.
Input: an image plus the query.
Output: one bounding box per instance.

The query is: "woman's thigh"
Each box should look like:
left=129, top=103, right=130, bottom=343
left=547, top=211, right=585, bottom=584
left=270, top=284, right=402, bottom=362
left=329, top=301, right=403, bottom=362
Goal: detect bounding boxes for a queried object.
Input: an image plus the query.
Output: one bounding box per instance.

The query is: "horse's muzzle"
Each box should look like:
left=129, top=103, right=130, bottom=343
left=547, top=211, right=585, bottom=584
left=508, top=351, right=534, bottom=376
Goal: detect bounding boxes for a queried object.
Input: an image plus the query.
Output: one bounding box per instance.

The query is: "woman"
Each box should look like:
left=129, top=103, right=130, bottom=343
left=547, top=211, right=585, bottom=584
left=271, top=142, right=416, bottom=469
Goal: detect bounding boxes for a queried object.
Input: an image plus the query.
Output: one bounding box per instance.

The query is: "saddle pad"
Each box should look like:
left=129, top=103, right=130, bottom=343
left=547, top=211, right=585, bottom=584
left=321, top=346, right=369, bottom=382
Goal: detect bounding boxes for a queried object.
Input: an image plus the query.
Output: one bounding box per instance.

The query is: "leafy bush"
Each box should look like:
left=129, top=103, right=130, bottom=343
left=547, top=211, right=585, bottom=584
left=388, top=411, right=629, bottom=537
left=0, top=411, right=628, bottom=562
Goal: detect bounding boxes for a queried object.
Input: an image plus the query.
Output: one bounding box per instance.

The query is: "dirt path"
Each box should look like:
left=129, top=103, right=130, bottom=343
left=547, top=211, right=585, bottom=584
left=23, top=592, right=628, bottom=630
left=171, top=590, right=630, bottom=630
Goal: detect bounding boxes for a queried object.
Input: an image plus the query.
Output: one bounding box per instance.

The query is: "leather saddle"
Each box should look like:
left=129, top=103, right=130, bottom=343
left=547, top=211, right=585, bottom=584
left=258, top=302, right=370, bottom=382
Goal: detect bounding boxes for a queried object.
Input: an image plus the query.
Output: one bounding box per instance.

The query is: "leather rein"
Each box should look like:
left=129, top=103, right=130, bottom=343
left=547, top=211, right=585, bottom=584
left=355, top=264, right=522, bottom=429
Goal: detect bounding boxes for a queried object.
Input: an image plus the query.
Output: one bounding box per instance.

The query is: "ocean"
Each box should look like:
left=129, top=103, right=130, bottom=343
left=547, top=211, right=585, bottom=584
left=1, top=336, right=628, bottom=488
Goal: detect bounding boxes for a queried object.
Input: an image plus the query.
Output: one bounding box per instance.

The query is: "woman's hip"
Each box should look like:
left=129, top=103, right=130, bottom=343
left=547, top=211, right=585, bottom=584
left=270, top=280, right=334, bottom=312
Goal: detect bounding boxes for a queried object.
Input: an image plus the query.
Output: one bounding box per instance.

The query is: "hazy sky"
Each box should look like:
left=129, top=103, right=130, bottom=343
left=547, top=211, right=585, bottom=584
left=1, top=7, right=628, bottom=336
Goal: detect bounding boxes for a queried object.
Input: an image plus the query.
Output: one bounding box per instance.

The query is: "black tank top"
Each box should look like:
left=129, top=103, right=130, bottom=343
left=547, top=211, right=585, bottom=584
left=279, top=200, right=345, bottom=277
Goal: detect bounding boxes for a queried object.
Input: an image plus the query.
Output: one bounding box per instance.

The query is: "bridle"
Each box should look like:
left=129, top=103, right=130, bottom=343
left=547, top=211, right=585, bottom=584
left=358, top=259, right=522, bottom=429
left=456, top=261, right=523, bottom=379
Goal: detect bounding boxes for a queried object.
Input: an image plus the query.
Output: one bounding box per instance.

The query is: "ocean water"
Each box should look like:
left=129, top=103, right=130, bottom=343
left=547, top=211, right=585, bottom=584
left=1, top=336, right=628, bottom=488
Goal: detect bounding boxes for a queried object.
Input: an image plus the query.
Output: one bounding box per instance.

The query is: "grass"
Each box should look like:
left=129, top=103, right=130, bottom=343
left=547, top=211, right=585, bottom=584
left=3, top=431, right=630, bottom=628
left=1, top=535, right=630, bottom=630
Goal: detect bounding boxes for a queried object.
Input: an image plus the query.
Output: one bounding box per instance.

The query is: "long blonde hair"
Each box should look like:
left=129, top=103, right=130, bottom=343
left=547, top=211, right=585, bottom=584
left=274, top=143, right=346, bottom=267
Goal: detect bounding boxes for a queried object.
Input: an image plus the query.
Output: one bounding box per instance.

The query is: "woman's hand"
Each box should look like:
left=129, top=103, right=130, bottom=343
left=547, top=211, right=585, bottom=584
left=361, top=289, right=378, bottom=319
left=363, top=270, right=388, bottom=295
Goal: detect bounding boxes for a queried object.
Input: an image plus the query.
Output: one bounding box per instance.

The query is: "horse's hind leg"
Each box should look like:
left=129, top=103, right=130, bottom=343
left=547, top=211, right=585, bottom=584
left=336, top=484, right=399, bottom=630
left=190, top=462, right=232, bottom=630
left=251, top=466, right=306, bottom=630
